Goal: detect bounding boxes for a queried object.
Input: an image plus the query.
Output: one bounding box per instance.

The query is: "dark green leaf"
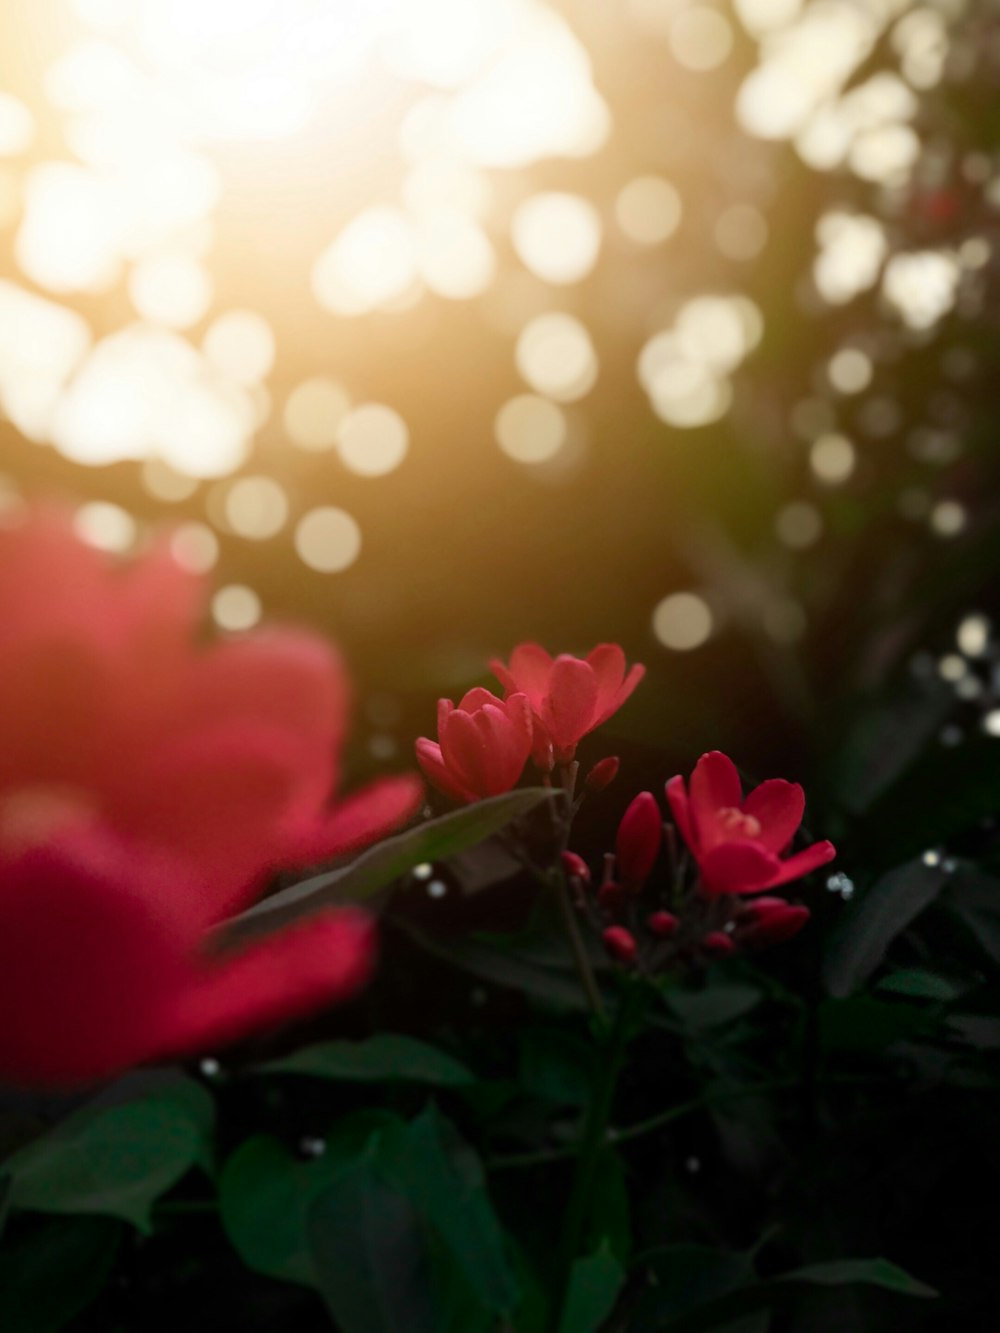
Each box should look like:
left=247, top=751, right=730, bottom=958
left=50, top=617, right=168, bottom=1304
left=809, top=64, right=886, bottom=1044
left=256, top=1034, right=474, bottom=1087
left=221, top=788, right=557, bottom=944
left=822, top=860, right=949, bottom=998
left=379, top=1106, right=519, bottom=1314
left=663, top=983, right=763, bottom=1030
left=558, top=1241, right=625, bottom=1333
left=308, top=1156, right=438, bottom=1333
left=219, top=1112, right=401, bottom=1288
left=401, top=922, right=591, bottom=1013
left=947, top=870, right=1000, bottom=968
left=830, top=686, right=953, bottom=816
left=633, top=1254, right=934, bottom=1331
left=780, top=1259, right=936, bottom=1297
left=5, top=1074, right=213, bottom=1233
left=519, top=1028, right=595, bottom=1106
left=876, top=968, right=966, bottom=1001
left=0, top=1216, right=121, bottom=1333
left=631, top=1245, right=754, bottom=1329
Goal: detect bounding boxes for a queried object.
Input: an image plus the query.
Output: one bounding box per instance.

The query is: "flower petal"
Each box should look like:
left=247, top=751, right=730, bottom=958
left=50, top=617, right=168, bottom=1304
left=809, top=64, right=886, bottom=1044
left=586, top=643, right=626, bottom=699
left=540, top=656, right=599, bottom=753
left=767, top=840, right=836, bottom=888
left=162, top=909, right=376, bottom=1059
left=699, top=840, right=782, bottom=897
left=741, top=780, right=805, bottom=854
left=304, top=775, right=424, bottom=860
left=0, top=835, right=191, bottom=1087
left=665, top=775, right=698, bottom=855
left=490, top=643, right=552, bottom=708
left=416, top=738, right=474, bottom=803
left=689, top=751, right=743, bottom=848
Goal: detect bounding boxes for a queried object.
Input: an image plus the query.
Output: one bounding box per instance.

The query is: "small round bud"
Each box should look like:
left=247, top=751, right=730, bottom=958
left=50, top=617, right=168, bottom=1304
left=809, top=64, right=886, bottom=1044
left=647, top=910, right=679, bottom=938
left=598, top=881, right=629, bottom=910
left=602, top=925, right=638, bottom=964
left=701, top=931, right=735, bottom=959
left=561, top=851, right=591, bottom=886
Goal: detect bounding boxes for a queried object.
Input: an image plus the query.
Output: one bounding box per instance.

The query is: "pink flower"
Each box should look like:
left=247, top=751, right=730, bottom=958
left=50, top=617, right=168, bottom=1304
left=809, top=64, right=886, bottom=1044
left=490, top=643, right=644, bottom=763
left=416, top=688, right=533, bottom=802
left=0, top=510, right=423, bottom=1086
left=665, top=751, right=835, bottom=897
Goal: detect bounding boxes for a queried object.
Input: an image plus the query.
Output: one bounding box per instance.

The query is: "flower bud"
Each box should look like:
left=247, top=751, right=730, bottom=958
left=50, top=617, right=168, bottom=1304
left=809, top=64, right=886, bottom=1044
left=701, top=931, right=735, bottom=959
left=616, top=791, right=662, bottom=889
left=738, top=902, right=809, bottom=949
left=647, top=910, right=679, bottom=938
left=602, top=926, right=637, bottom=964
left=584, top=756, right=620, bottom=794
left=561, top=851, right=591, bottom=886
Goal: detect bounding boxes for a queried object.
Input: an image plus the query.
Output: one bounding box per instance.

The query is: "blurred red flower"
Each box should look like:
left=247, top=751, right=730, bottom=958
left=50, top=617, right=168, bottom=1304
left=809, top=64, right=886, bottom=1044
left=0, top=511, right=422, bottom=1086
left=665, top=751, right=835, bottom=897
left=416, top=687, right=533, bottom=801
left=490, top=642, right=644, bottom=763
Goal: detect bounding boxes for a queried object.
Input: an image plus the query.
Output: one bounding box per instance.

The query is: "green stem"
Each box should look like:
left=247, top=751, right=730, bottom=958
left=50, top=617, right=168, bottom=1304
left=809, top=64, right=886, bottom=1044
left=554, top=871, right=605, bottom=1020
left=553, top=982, right=643, bottom=1327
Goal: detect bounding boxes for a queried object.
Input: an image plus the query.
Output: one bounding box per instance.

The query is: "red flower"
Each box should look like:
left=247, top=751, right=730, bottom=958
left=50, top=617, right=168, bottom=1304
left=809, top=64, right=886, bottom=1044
left=665, top=751, right=835, bottom=897
left=416, top=688, right=533, bottom=802
left=0, top=511, right=423, bottom=1085
left=490, top=643, right=644, bottom=763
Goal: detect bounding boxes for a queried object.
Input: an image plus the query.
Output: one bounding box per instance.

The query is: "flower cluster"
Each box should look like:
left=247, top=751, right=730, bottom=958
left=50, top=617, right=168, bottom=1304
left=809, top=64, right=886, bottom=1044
left=417, top=643, right=644, bottom=798
left=564, top=752, right=835, bottom=971
left=0, top=511, right=422, bottom=1086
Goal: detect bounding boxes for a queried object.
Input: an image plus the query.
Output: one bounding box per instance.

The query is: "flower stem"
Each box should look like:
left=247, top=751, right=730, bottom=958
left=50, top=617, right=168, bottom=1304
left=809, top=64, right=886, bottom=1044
left=554, top=870, right=605, bottom=1020
left=553, top=980, right=644, bottom=1326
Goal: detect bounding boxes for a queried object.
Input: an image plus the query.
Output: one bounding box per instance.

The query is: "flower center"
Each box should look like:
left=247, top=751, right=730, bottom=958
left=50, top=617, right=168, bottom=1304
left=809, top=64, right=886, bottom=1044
left=0, top=785, right=98, bottom=855
left=718, top=806, right=762, bottom=840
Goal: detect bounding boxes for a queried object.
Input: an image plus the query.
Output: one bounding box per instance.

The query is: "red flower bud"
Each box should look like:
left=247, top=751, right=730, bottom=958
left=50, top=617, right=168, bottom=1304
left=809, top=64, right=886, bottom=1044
left=561, top=851, right=591, bottom=886
left=598, top=880, right=629, bottom=911
left=615, top=791, right=662, bottom=888
left=585, top=756, right=620, bottom=793
left=647, top=910, right=679, bottom=938
left=738, top=902, right=810, bottom=949
left=701, top=931, right=735, bottom=959
left=602, top=926, right=637, bottom=964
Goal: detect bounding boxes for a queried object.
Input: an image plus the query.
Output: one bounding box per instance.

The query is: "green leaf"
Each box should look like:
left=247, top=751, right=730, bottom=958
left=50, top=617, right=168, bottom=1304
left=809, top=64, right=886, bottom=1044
left=221, top=788, right=557, bottom=945
left=947, top=870, right=1000, bottom=968
left=663, top=983, right=763, bottom=1030
left=401, top=922, right=591, bottom=1013
left=256, top=1034, right=474, bottom=1087
left=822, top=860, right=950, bottom=998
left=558, top=1242, right=625, bottom=1333
left=0, top=1216, right=121, bottom=1332
left=519, top=1028, right=595, bottom=1106
left=379, top=1106, right=519, bottom=1315
left=631, top=1245, right=754, bottom=1330
left=307, top=1155, right=439, bottom=1333
left=779, top=1259, right=936, bottom=1297
left=632, top=1254, right=934, bottom=1332
left=876, top=968, right=966, bottom=1001
left=219, top=1112, right=401, bottom=1288
left=4, top=1073, right=213, bottom=1233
